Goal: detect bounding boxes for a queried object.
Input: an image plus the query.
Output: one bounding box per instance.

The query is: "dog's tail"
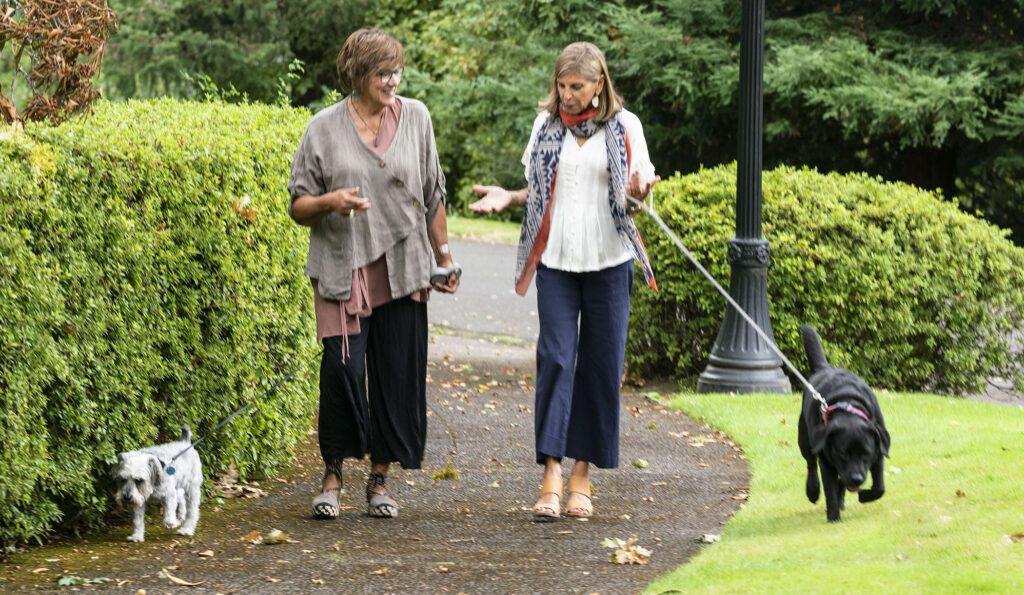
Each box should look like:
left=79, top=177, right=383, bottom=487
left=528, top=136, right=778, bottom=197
left=801, top=325, right=830, bottom=373
left=180, top=424, right=192, bottom=443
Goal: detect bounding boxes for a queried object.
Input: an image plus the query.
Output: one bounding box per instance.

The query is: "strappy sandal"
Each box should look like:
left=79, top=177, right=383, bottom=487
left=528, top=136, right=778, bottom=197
left=565, top=475, right=593, bottom=518
left=532, top=475, right=563, bottom=522
left=312, top=487, right=341, bottom=519
left=366, top=472, right=398, bottom=518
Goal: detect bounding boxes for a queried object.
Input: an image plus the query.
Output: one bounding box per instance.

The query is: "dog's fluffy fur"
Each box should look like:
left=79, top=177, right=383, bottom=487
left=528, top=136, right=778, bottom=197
left=114, top=425, right=202, bottom=542
left=798, top=325, right=890, bottom=522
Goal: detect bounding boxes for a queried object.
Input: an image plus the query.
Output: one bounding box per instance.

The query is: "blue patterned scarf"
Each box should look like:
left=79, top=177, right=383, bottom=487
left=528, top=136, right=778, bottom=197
left=514, top=106, right=656, bottom=295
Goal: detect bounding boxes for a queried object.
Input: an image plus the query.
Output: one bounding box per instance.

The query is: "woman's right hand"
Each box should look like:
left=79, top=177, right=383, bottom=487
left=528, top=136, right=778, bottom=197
left=330, top=186, right=371, bottom=217
left=468, top=185, right=514, bottom=213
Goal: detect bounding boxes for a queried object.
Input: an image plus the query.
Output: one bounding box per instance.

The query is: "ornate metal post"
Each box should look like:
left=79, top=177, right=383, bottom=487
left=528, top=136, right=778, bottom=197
left=696, top=0, right=791, bottom=394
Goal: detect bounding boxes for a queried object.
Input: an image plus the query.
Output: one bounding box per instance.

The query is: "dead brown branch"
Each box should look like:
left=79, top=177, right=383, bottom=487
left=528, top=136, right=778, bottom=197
left=0, top=0, right=118, bottom=125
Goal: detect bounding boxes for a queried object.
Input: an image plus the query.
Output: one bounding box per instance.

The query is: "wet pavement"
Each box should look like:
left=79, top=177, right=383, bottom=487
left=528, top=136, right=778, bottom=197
left=0, top=239, right=750, bottom=594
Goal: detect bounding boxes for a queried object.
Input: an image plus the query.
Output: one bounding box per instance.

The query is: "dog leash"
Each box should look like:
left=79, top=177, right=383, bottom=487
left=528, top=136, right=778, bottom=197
left=164, top=360, right=311, bottom=475
left=626, top=195, right=828, bottom=415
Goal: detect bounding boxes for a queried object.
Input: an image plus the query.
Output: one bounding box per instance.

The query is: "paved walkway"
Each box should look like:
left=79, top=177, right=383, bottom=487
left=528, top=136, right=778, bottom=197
left=1, top=239, right=749, bottom=594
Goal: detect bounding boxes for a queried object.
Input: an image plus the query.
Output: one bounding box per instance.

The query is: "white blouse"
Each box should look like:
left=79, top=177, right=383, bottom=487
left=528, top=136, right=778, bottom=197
left=521, top=108, right=656, bottom=273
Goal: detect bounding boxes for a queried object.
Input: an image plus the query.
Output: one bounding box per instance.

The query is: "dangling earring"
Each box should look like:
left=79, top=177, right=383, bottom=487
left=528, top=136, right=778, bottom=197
left=353, top=91, right=360, bottom=99
left=591, top=95, right=600, bottom=108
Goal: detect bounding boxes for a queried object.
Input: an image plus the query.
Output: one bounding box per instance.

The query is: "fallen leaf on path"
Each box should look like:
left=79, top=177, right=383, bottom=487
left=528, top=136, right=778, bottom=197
left=31, top=568, right=49, bottom=574
left=697, top=534, right=721, bottom=544
left=371, top=568, right=388, bottom=576
left=242, top=530, right=262, bottom=544
left=632, top=459, right=649, bottom=469
left=431, top=460, right=460, bottom=481
left=197, top=550, right=215, bottom=557
left=263, top=529, right=298, bottom=544
left=602, top=535, right=651, bottom=565
left=161, top=568, right=205, bottom=586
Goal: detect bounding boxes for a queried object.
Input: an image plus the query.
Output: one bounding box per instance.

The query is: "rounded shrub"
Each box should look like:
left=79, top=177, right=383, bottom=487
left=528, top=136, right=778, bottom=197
left=628, top=163, right=1024, bottom=395
left=0, top=99, right=318, bottom=546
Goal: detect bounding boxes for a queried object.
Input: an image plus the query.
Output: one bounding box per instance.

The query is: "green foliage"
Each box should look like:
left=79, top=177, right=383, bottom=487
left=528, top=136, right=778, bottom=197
left=0, top=99, right=318, bottom=547
left=607, top=0, right=1024, bottom=241
left=628, top=163, right=1024, bottom=395
left=103, top=0, right=375, bottom=106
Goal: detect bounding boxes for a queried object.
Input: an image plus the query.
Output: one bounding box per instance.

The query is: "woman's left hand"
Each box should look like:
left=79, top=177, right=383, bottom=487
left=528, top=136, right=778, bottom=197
left=626, top=173, right=661, bottom=216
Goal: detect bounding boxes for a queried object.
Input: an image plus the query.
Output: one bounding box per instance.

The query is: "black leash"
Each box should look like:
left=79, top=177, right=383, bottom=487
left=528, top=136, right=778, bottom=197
left=165, top=360, right=311, bottom=475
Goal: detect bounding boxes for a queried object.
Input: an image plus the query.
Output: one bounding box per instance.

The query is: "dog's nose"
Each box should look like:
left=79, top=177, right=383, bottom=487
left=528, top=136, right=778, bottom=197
left=849, top=472, right=865, bottom=485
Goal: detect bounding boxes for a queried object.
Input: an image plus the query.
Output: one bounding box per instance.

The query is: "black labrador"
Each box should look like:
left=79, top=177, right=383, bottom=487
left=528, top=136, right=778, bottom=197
left=798, top=325, right=891, bottom=522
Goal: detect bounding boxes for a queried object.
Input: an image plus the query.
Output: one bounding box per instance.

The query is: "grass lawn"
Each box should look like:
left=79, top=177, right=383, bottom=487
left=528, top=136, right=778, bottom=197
left=445, top=213, right=520, bottom=244
left=647, top=391, right=1024, bottom=594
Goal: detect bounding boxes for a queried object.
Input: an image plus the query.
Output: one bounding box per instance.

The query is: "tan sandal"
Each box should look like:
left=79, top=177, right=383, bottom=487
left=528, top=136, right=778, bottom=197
left=565, top=475, right=593, bottom=518
left=532, top=475, right=563, bottom=522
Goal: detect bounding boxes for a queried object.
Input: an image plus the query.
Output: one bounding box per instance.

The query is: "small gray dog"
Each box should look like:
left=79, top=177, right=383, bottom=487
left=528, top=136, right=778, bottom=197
left=114, top=425, right=202, bottom=542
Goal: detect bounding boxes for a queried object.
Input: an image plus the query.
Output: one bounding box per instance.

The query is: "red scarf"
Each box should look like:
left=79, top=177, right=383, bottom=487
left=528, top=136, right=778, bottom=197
left=559, top=105, right=599, bottom=128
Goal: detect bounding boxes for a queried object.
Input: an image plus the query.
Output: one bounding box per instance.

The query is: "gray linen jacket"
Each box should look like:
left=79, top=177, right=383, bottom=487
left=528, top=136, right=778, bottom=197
left=288, top=96, right=446, bottom=301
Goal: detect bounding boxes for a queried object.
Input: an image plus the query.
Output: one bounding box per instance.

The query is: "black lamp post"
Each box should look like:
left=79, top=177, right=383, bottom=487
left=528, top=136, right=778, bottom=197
left=696, top=0, right=791, bottom=394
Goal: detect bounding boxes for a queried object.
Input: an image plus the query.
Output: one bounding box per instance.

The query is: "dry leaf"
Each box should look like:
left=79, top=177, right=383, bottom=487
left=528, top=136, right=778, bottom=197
left=632, top=459, right=649, bottom=469
left=161, top=568, right=205, bottom=586
left=243, top=530, right=262, bottom=544
left=602, top=535, right=651, bottom=565
left=371, top=568, right=388, bottom=576
left=31, top=568, right=49, bottom=574
left=263, top=529, right=298, bottom=544
left=197, top=550, right=215, bottom=558
left=697, top=534, right=721, bottom=543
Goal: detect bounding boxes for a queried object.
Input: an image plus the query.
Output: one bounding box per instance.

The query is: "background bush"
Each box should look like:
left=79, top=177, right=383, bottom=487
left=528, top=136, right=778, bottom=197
left=628, top=163, right=1024, bottom=395
left=0, top=98, right=318, bottom=547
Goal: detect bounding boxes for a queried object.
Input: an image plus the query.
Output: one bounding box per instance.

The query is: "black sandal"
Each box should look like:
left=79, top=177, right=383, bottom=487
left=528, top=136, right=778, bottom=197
left=366, top=472, right=398, bottom=518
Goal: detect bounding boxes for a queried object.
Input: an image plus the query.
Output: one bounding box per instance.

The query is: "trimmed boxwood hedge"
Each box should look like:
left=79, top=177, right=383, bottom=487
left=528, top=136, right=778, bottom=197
left=0, top=99, right=318, bottom=546
left=629, top=163, right=1024, bottom=395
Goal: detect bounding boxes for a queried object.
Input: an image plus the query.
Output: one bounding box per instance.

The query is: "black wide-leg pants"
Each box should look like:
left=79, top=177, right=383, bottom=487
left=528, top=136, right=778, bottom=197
left=318, top=296, right=428, bottom=472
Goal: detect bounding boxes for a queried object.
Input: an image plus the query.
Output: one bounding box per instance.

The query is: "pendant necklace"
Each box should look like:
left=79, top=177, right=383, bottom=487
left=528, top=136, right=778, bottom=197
left=351, top=98, right=385, bottom=148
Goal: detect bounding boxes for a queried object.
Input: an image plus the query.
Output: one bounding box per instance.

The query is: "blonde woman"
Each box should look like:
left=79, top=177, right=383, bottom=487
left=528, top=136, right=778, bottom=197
left=470, top=42, right=659, bottom=520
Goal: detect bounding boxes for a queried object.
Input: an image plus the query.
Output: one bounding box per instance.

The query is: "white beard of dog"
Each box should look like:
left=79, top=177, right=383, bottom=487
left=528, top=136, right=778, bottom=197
left=114, top=425, right=202, bottom=542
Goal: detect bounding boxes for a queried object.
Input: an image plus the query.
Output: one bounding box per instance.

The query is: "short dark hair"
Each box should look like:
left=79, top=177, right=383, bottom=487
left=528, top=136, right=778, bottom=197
left=336, top=28, right=405, bottom=96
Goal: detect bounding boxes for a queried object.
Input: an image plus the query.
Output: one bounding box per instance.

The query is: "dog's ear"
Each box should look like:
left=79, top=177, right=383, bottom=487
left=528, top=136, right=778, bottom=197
left=809, top=421, right=829, bottom=455
left=147, top=455, right=163, bottom=486
left=872, top=423, right=891, bottom=457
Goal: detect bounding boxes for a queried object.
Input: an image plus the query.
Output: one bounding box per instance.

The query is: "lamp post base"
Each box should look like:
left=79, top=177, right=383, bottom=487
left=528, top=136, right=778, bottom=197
left=696, top=238, right=792, bottom=394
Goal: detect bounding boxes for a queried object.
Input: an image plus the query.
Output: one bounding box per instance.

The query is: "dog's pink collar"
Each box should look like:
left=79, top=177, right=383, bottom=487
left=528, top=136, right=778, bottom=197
left=823, top=401, right=869, bottom=425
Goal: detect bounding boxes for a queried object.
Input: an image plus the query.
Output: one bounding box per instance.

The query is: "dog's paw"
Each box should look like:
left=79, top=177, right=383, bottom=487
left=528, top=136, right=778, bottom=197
left=805, top=479, right=820, bottom=503
left=176, top=527, right=195, bottom=536
left=163, top=519, right=181, bottom=529
left=859, top=488, right=884, bottom=503
left=126, top=534, right=145, bottom=543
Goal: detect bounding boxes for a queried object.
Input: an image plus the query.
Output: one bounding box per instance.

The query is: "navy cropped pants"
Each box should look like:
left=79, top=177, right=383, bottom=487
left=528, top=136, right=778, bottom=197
left=534, top=260, right=633, bottom=469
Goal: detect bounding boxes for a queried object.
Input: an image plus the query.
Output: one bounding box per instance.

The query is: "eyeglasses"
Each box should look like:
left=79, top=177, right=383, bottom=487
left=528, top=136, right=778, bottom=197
left=377, top=67, right=404, bottom=84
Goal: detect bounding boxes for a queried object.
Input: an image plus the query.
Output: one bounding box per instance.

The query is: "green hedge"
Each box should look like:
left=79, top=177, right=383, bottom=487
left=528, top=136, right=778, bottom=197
left=628, top=163, right=1024, bottom=395
left=0, top=99, right=318, bottom=546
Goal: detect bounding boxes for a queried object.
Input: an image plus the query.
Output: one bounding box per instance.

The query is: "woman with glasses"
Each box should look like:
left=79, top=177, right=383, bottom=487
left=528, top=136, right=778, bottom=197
left=288, top=28, right=459, bottom=520
left=469, top=42, right=659, bottom=521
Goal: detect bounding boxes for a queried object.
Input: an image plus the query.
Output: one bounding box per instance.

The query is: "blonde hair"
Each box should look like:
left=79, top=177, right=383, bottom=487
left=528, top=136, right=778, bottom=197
left=336, top=28, right=405, bottom=96
left=538, top=42, right=623, bottom=123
